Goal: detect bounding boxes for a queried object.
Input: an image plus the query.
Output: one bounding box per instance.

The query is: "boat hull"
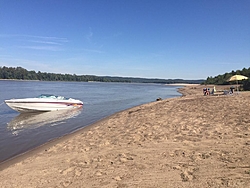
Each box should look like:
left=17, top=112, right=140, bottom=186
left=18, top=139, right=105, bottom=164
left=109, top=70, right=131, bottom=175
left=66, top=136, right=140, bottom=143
left=5, top=98, right=83, bottom=113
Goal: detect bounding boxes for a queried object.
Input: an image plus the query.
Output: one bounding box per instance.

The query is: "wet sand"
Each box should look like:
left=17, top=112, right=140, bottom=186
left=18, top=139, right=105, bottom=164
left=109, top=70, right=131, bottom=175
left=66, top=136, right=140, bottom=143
left=0, top=85, right=250, bottom=187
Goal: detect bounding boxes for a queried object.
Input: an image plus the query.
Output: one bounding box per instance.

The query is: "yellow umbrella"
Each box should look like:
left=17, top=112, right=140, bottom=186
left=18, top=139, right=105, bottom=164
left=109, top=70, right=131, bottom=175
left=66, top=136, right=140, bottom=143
left=228, top=75, right=248, bottom=82
left=228, top=74, right=248, bottom=92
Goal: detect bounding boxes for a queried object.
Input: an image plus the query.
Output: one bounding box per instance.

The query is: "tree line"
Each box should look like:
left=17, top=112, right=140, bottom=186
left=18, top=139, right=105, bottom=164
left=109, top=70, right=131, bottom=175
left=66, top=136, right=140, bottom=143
left=203, top=67, right=250, bottom=90
left=0, top=66, right=203, bottom=84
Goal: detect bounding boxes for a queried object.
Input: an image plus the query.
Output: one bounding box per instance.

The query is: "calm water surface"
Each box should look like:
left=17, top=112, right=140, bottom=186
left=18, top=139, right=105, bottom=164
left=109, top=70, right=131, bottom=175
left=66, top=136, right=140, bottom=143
left=0, top=80, right=182, bottom=162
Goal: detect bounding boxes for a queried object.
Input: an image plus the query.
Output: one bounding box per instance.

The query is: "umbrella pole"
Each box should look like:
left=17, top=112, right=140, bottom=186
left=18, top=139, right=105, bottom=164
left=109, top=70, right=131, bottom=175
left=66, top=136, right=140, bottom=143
left=237, top=80, right=239, bottom=93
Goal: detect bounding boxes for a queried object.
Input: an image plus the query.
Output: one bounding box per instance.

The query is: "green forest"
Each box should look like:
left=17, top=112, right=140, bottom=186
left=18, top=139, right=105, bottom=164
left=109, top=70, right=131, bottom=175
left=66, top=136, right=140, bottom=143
left=2, top=66, right=249, bottom=90
left=0, top=66, right=203, bottom=84
left=203, top=67, right=250, bottom=90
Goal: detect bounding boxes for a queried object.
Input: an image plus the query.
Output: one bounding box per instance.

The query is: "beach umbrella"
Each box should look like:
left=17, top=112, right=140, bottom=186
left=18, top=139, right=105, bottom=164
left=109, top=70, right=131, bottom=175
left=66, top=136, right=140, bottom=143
left=228, top=75, right=248, bottom=92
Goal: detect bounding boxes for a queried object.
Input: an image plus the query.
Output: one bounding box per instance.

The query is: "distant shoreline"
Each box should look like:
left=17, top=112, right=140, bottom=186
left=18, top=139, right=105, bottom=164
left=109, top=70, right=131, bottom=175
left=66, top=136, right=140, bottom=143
left=166, top=83, right=200, bottom=86
left=0, top=79, right=203, bottom=85
left=0, top=79, right=40, bottom=81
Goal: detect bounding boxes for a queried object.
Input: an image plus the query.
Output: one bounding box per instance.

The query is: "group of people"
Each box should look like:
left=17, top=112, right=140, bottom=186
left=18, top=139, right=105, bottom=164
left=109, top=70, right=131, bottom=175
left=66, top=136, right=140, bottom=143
left=203, top=86, right=217, bottom=95
left=203, top=86, right=235, bottom=96
left=203, top=88, right=211, bottom=95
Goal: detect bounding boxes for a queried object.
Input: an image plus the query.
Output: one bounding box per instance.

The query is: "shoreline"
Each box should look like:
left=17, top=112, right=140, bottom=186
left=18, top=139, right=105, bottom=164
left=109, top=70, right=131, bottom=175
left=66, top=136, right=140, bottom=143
left=0, top=87, right=184, bottom=169
left=165, top=83, right=200, bottom=86
left=0, top=112, right=117, bottom=170
left=1, top=85, right=250, bottom=187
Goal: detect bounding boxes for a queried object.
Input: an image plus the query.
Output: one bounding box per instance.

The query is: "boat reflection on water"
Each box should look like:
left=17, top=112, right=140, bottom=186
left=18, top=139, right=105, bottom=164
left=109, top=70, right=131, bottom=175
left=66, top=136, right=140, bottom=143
left=7, top=108, right=82, bottom=135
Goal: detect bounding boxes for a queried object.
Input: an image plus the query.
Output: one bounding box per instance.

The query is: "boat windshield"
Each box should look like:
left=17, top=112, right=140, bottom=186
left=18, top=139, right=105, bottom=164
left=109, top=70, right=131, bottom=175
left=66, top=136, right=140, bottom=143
left=38, top=94, right=68, bottom=100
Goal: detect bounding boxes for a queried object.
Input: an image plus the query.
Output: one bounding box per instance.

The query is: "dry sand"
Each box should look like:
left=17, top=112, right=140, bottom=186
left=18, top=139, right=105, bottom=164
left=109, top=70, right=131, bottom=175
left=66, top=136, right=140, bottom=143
left=0, top=85, right=250, bottom=187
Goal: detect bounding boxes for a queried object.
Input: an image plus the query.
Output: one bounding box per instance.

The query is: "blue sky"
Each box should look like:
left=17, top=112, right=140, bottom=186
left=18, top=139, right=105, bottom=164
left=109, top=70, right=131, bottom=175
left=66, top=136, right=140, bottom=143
left=0, top=0, right=249, bottom=79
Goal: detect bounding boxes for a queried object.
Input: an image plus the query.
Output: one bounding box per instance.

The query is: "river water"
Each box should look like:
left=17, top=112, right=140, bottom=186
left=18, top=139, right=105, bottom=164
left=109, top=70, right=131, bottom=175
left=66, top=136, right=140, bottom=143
left=0, top=80, right=182, bottom=162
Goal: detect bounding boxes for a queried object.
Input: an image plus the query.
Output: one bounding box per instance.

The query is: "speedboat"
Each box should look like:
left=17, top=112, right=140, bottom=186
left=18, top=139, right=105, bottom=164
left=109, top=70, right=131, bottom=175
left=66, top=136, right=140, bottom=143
left=5, top=94, right=83, bottom=113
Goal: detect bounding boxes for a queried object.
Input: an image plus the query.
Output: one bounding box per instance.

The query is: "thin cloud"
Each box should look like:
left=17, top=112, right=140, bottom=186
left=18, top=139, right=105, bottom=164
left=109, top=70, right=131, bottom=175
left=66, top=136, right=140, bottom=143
left=0, top=34, right=68, bottom=51
left=18, top=45, right=63, bottom=51
left=28, top=40, right=63, bottom=45
left=0, top=34, right=68, bottom=42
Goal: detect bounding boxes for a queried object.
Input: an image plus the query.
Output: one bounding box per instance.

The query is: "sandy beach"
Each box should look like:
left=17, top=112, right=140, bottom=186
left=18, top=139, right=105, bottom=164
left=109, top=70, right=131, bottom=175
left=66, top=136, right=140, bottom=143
left=0, top=85, right=250, bottom=187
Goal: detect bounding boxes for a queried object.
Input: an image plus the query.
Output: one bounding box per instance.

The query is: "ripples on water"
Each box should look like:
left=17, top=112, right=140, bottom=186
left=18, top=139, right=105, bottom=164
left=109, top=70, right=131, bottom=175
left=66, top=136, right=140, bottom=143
left=0, top=81, right=182, bottom=162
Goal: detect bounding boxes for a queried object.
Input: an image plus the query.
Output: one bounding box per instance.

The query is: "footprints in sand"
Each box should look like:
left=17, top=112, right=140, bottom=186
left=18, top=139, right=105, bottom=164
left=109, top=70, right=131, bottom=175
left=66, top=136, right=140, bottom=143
left=38, top=93, right=250, bottom=187
left=179, top=166, right=197, bottom=181
left=61, top=166, right=75, bottom=176
left=57, top=151, right=138, bottom=187
left=59, top=166, right=82, bottom=187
